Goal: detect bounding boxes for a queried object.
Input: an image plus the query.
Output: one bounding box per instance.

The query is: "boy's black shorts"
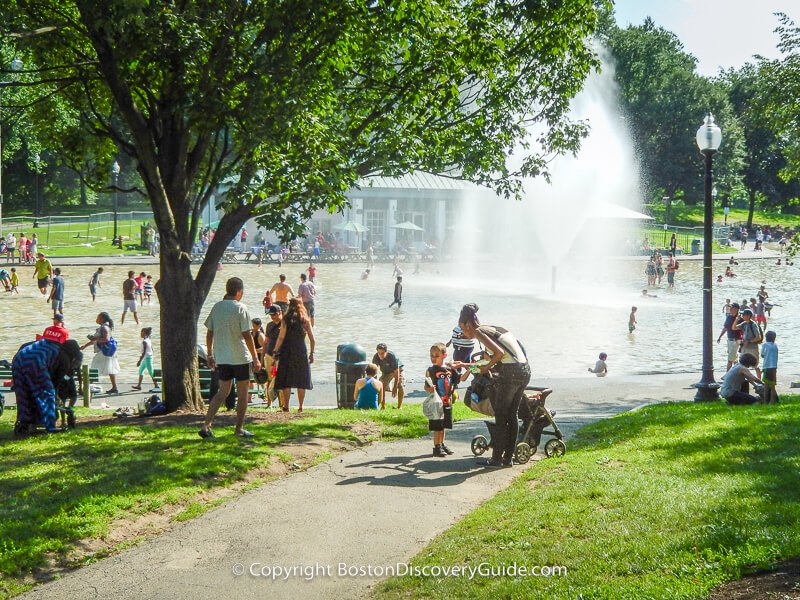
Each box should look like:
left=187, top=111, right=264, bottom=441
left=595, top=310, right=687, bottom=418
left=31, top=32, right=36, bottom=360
left=763, top=367, right=777, bottom=385
left=428, top=405, right=453, bottom=431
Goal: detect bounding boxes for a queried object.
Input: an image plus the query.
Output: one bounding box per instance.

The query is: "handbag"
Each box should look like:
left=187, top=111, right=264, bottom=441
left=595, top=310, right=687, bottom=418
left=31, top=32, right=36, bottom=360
left=98, top=337, right=118, bottom=357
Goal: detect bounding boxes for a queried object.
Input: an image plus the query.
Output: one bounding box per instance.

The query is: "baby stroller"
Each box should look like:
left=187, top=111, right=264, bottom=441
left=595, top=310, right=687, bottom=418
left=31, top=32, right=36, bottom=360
left=467, top=381, right=566, bottom=463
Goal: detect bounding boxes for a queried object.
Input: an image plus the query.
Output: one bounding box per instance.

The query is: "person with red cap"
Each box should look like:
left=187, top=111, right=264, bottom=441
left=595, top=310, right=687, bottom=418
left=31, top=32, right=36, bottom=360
left=41, top=314, right=70, bottom=345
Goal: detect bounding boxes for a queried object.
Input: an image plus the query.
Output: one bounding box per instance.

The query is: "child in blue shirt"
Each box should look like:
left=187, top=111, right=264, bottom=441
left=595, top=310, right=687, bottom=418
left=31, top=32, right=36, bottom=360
left=760, top=330, right=779, bottom=404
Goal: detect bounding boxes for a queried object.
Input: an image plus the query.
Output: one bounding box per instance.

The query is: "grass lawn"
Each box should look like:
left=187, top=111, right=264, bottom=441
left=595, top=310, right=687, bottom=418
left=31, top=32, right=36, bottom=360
left=0, top=403, right=473, bottom=598
left=645, top=204, right=800, bottom=229
left=376, top=397, right=800, bottom=600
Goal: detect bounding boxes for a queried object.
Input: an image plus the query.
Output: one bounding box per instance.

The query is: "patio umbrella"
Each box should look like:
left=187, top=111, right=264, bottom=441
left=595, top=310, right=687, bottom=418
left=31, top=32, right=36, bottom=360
left=333, top=220, right=370, bottom=233
left=390, top=221, right=425, bottom=231
left=587, top=202, right=654, bottom=220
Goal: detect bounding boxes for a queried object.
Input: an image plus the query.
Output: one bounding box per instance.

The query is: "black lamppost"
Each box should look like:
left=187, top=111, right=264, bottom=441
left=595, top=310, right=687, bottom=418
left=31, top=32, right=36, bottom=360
left=694, top=114, right=722, bottom=402
left=112, top=160, right=121, bottom=249
left=33, top=153, right=41, bottom=221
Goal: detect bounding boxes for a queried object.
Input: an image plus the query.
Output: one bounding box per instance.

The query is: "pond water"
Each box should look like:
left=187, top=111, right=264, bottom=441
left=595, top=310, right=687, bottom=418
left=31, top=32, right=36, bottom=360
left=0, top=256, right=796, bottom=388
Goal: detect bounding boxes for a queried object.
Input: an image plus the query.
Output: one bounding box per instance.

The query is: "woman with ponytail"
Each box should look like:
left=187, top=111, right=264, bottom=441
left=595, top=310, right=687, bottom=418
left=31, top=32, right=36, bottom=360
left=458, top=303, right=530, bottom=468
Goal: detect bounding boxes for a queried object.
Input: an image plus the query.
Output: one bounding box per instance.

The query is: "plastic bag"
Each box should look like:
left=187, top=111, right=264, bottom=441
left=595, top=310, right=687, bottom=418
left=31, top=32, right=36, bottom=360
left=422, top=390, right=444, bottom=420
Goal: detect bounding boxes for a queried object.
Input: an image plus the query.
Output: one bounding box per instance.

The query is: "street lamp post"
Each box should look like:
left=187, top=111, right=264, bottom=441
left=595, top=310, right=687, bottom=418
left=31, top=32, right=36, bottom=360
left=33, top=152, right=41, bottom=222
left=694, top=114, right=722, bottom=402
left=112, top=160, right=121, bottom=249
left=0, top=56, right=24, bottom=238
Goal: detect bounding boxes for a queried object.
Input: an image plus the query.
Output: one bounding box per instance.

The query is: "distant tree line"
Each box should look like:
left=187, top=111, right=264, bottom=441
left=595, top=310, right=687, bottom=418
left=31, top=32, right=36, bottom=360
left=598, top=12, right=800, bottom=225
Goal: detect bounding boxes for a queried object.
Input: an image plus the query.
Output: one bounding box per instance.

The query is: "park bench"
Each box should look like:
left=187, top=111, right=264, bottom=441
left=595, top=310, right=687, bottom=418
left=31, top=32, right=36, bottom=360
left=152, top=367, right=215, bottom=399
left=243, top=246, right=280, bottom=263
left=151, top=367, right=266, bottom=405
left=0, top=366, right=99, bottom=414
left=221, top=248, right=240, bottom=264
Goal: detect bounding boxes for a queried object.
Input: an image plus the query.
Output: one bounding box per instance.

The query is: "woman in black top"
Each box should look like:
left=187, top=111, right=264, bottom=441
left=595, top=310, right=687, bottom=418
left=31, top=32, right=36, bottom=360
left=458, top=303, right=530, bottom=468
left=273, top=298, right=316, bottom=412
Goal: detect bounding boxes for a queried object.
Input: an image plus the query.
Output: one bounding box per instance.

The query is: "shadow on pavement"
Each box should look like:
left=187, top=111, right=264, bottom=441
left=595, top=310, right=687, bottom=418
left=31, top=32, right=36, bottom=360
left=336, top=453, right=505, bottom=488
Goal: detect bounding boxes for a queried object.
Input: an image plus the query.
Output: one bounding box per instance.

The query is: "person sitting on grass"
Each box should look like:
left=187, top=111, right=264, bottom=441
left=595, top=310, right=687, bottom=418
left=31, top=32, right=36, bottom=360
left=353, top=363, right=384, bottom=410
left=719, top=353, right=763, bottom=405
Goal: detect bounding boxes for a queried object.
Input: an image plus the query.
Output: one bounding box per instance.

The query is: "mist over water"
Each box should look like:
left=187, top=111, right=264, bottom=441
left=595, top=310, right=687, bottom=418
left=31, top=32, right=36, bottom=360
left=449, top=46, right=642, bottom=301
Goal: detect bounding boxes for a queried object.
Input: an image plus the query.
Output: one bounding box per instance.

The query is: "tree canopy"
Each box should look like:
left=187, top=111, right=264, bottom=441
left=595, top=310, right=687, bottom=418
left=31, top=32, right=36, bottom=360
left=601, top=18, right=744, bottom=204
left=3, top=0, right=606, bottom=409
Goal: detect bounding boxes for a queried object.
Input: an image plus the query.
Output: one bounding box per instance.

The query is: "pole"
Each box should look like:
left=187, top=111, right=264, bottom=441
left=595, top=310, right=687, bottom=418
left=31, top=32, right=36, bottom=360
left=113, top=171, right=119, bottom=248
left=694, top=150, right=719, bottom=401
left=0, top=88, right=4, bottom=239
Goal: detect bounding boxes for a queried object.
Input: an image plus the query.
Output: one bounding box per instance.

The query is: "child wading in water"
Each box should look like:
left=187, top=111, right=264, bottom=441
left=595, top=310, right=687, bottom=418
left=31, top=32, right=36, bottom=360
left=588, top=352, right=608, bottom=376
left=628, top=307, right=638, bottom=333
left=132, top=327, right=158, bottom=391
left=425, top=343, right=468, bottom=457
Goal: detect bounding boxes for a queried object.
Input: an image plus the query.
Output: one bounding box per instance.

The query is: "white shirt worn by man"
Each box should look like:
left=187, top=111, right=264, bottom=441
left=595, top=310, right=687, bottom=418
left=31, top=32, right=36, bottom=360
left=204, top=298, right=252, bottom=365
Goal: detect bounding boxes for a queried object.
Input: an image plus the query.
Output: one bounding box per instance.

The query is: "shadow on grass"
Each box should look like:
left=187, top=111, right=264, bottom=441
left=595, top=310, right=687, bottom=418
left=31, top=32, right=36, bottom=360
left=0, top=412, right=379, bottom=577
left=573, top=397, right=800, bottom=574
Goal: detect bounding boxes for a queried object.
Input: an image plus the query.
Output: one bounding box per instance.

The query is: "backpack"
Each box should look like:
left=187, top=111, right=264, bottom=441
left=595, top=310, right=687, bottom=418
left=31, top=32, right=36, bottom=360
left=674, top=260, right=679, bottom=270
left=99, top=337, right=118, bottom=357
left=749, top=322, right=763, bottom=344
left=143, top=394, right=167, bottom=416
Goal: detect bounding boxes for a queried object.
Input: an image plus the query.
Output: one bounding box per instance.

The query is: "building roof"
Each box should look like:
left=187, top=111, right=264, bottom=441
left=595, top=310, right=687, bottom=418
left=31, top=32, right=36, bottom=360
left=355, top=172, right=481, bottom=191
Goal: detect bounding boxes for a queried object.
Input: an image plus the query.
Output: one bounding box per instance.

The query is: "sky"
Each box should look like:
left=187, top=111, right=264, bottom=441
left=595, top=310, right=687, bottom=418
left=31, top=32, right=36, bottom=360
left=613, top=0, right=797, bottom=76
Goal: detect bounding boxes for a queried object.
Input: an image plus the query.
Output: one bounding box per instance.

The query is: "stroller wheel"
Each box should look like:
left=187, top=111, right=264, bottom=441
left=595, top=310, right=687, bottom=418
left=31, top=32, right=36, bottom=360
left=471, top=435, right=489, bottom=456
left=515, top=442, right=533, bottom=464
left=544, top=438, right=566, bottom=458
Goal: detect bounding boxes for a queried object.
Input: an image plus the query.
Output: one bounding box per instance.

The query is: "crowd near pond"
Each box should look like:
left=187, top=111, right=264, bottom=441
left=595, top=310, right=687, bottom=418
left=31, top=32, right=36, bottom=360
left=0, top=253, right=796, bottom=392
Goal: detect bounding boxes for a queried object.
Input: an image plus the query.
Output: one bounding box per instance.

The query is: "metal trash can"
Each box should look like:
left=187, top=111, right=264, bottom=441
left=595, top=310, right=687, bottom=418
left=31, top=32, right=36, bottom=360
left=336, top=343, right=369, bottom=409
left=691, top=239, right=702, bottom=255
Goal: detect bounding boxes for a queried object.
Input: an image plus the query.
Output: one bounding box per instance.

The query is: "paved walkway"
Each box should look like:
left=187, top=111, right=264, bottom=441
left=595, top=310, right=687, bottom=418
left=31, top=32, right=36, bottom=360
left=24, top=374, right=694, bottom=599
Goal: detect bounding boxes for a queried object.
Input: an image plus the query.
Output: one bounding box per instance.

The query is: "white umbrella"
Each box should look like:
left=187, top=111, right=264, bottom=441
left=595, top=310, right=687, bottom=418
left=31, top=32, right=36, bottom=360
left=333, top=220, right=370, bottom=233
left=391, top=221, right=425, bottom=231
left=587, top=202, right=654, bottom=220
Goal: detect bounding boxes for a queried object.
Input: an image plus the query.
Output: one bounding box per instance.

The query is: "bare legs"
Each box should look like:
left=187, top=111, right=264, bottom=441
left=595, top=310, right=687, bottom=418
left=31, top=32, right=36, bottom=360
left=278, top=388, right=306, bottom=412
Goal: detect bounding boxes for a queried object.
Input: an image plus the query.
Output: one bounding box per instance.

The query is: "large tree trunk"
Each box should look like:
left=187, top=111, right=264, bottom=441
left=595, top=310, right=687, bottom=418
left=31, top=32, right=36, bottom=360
left=747, top=189, right=756, bottom=229
left=156, top=252, right=203, bottom=412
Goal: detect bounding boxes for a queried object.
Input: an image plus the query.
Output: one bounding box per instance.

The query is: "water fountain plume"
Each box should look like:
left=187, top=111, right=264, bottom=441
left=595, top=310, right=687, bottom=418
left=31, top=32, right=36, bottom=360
left=449, top=45, right=643, bottom=299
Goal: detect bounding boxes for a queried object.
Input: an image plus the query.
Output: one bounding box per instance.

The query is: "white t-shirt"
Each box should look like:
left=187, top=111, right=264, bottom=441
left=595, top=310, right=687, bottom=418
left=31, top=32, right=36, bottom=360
left=204, top=298, right=252, bottom=365
left=720, top=363, right=750, bottom=398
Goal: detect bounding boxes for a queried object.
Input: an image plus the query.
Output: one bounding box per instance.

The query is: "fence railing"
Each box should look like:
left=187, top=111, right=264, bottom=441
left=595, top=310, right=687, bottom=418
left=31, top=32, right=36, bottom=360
left=639, top=224, right=731, bottom=254
left=1, top=212, right=154, bottom=248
